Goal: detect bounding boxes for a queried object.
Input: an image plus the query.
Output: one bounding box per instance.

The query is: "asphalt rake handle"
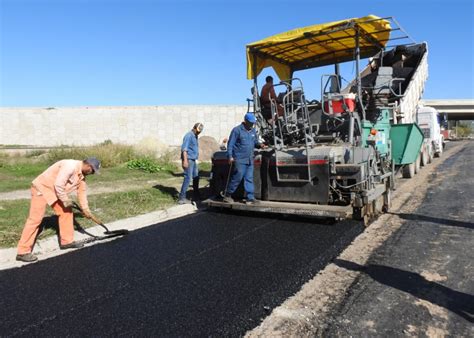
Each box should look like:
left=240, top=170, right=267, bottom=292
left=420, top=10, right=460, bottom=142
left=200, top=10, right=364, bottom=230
left=72, top=202, right=129, bottom=238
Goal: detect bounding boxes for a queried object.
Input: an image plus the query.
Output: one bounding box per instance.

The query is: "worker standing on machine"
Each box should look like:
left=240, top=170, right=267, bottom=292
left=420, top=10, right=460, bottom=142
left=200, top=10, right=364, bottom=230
left=260, top=75, right=283, bottom=118
left=223, top=113, right=265, bottom=205
left=16, top=158, right=100, bottom=263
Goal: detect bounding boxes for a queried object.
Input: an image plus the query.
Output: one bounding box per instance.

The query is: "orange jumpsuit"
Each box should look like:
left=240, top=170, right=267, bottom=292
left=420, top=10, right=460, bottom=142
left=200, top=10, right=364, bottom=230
left=17, top=160, right=91, bottom=254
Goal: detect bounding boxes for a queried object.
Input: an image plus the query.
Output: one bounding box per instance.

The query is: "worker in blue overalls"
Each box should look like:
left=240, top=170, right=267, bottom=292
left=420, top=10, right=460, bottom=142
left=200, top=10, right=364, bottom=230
left=178, top=122, right=204, bottom=204
left=223, top=112, right=266, bottom=205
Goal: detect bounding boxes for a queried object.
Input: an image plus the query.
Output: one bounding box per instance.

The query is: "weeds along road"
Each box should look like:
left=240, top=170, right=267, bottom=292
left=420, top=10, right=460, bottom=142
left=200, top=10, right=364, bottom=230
left=0, top=142, right=471, bottom=336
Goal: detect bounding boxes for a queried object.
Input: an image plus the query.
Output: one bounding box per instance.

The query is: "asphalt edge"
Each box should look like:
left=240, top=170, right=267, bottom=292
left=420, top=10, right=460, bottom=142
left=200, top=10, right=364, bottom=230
left=0, top=203, right=199, bottom=270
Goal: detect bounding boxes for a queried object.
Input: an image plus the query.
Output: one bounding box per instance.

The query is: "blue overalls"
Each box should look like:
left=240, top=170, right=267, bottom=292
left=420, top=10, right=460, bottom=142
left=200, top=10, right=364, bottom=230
left=225, top=123, right=260, bottom=200
left=179, top=130, right=199, bottom=200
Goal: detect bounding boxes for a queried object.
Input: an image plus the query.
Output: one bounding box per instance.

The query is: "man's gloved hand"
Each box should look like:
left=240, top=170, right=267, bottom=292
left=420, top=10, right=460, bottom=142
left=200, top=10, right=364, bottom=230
left=62, top=200, right=73, bottom=209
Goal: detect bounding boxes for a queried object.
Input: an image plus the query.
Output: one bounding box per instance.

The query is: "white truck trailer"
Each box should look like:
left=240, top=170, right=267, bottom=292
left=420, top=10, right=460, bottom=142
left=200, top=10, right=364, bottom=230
left=417, top=105, right=444, bottom=165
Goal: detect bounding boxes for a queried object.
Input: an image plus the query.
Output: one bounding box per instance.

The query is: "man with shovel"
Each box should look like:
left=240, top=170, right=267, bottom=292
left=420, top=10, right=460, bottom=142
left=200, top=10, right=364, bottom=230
left=16, top=157, right=101, bottom=263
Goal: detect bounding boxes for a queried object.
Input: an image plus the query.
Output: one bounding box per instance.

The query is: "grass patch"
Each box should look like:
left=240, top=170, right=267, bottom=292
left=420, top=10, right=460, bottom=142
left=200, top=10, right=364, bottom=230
left=199, top=161, right=212, bottom=173
left=0, top=162, right=49, bottom=192
left=87, top=187, right=176, bottom=223
left=85, top=164, right=177, bottom=184
left=0, top=199, right=31, bottom=248
left=0, top=187, right=177, bottom=248
left=0, top=163, right=180, bottom=193
left=0, top=142, right=179, bottom=193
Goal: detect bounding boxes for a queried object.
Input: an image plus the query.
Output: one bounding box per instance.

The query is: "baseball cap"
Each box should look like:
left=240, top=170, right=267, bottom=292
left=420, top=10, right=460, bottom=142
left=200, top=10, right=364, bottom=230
left=84, top=157, right=101, bottom=174
left=244, top=112, right=256, bottom=124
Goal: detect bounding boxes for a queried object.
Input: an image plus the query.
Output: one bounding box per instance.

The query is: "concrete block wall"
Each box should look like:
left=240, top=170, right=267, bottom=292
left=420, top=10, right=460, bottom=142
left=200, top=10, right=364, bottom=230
left=0, top=105, right=248, bottom=147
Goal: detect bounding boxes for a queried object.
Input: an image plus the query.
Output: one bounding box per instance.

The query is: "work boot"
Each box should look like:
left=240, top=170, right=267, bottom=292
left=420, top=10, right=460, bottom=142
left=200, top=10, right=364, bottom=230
left=60, top=241, right=84, bottom=250
left=16, top=253, right=38, bottom=263
left=222, top=195, right=234, bottom=203
left=178, top=198, right=192, bottom=205
left=192, top=178, right=201, bottom=201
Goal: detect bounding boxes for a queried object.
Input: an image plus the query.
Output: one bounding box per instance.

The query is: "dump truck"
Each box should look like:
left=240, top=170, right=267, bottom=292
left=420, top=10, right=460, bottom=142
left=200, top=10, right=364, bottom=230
left=206, top=15, right=427, bottom=222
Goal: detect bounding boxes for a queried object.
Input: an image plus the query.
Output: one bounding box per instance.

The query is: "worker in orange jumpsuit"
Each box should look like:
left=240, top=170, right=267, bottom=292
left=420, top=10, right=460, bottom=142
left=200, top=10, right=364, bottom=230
left=16, top=157, right=101, bottom=263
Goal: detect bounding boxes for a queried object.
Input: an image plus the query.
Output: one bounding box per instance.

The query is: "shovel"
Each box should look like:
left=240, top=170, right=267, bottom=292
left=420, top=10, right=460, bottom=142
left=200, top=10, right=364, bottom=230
left=220, top=161, right=233, bottom=198
left=73, top=202, right=129, bottom=240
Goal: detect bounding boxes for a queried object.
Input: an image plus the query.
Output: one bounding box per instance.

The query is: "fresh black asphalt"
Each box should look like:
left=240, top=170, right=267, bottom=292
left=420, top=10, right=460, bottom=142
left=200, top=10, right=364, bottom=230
left=0, top=209, right=363, bottom=336
left=325, top=142, right=474, bottom=335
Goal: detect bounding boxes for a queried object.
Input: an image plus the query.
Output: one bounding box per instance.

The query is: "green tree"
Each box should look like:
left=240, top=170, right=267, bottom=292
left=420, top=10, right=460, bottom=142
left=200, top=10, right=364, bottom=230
left=455, top=122, right=473, bottom=138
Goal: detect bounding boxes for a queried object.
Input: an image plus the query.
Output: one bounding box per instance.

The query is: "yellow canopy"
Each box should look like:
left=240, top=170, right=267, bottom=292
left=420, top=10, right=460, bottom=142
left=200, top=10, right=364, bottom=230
left=246, top=15, right=391, bottom=80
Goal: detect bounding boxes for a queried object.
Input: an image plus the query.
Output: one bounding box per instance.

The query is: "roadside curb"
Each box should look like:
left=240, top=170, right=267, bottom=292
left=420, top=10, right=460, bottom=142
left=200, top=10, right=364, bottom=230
left=0, top=203, right=199, bottom=271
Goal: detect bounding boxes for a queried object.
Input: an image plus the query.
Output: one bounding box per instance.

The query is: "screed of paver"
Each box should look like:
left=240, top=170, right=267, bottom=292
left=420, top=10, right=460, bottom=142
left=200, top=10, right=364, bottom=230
left=246, top=142, right=468, bottom=337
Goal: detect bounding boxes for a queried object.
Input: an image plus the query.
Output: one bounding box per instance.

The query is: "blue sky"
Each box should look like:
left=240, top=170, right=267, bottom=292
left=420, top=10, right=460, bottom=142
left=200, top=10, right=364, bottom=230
left=0, top=0, right=473, bottom=107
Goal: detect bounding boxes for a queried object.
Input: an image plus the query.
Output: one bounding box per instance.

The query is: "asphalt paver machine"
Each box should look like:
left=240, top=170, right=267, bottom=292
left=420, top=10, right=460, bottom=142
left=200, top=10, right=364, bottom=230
left=206, top=15, right=425, bottom=222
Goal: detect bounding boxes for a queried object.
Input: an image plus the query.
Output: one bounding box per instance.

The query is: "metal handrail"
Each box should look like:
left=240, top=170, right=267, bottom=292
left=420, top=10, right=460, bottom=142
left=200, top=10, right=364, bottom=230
left=269, top=78, right=313, bottom=183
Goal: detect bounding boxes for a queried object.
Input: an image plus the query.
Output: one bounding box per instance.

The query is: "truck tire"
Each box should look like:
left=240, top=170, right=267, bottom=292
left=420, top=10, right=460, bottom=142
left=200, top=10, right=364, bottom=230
left=435, top=144, right=443, bottom=158
left=415, top=155, right=421, bottom=174
left=402, top=163, right=415, bottom=178
left=421, top=149, right=428, bottom=166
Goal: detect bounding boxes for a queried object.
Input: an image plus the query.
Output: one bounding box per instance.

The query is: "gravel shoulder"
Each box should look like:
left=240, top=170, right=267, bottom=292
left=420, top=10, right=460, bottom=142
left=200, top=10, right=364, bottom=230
left=247, top=141, right=472, bottom=337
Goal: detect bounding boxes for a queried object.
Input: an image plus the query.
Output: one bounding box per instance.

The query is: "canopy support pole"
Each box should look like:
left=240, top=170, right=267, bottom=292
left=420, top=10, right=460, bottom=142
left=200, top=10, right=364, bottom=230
left=355, top=27, right=366, bottom=122
left=331, top=64, right=341, bottom=92
left=252, top=54, right=259, bottom=113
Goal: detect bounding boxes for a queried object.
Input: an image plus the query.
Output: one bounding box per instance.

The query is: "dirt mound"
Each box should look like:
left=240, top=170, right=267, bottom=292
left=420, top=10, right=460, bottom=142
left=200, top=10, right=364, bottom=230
left=199, top=136, right=220, bottom=161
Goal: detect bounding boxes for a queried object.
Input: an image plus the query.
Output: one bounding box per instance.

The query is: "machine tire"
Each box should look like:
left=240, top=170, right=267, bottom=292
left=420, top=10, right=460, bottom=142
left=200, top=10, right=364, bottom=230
left=415, top=155, right=421, bottom=174
left=435, top=144, right=443, bottom=158
left=402, top=163, right=415, bottom=178
left=428, top=149, right=434, bottom=163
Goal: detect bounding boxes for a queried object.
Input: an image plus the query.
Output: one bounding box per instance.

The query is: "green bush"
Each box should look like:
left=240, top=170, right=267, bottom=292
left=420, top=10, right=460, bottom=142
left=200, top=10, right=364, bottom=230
left=455, top=123, right=473, bottom=138
left=126, top=157, right=164, bottom=173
